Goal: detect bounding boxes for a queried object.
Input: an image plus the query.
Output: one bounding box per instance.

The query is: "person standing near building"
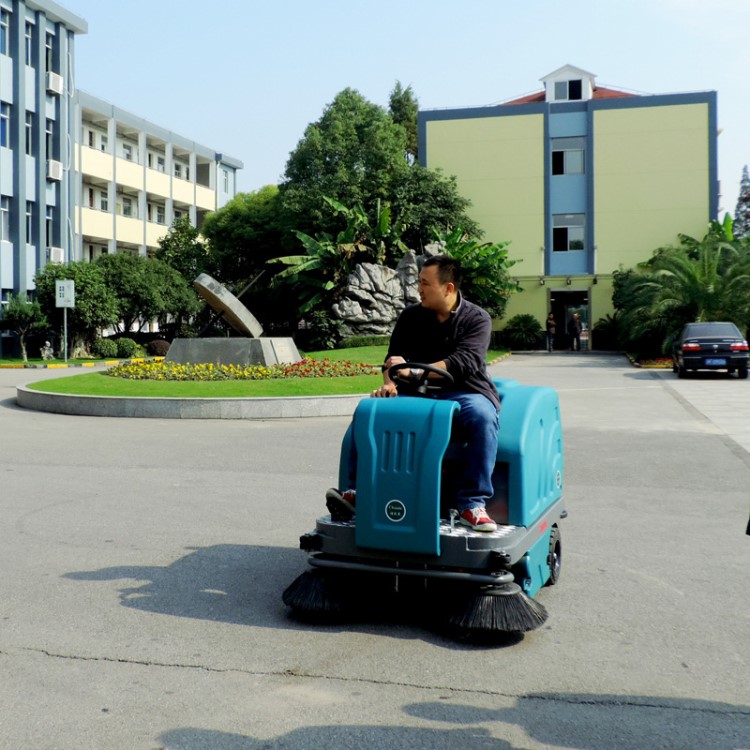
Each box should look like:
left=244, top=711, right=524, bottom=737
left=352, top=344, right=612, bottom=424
left=545, top=313, right=556, bottom=352
left=567, top=312, right=581, bottom=351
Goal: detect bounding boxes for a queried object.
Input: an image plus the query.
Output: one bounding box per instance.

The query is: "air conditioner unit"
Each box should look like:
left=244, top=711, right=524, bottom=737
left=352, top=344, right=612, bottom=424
left=48, top=246, right=64, bottom=264
left=47, top=159, right=63, bottom=181
left=46, top=72, right=64, bottom=95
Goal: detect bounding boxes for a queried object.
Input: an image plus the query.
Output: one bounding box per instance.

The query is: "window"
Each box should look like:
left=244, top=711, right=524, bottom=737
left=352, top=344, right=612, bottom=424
left=146, top=202, right=152, bottom=222
left=87, top=129, right=95, bottom=148
left=45, top=32, right=54, bottom=72
left=100, top=134, right=108, bottom=152
left=25, top=112, right=33, bottom=155
left=46, top=206, right=53, bottom=246
left=174, top=209, right=184, bottom=220
left=553, top=79, right=582, bottom=102
left=122, top=143, right=133, bottom=161
left=25, top=22, right=33, bottom=66
left=26, top=201, right=33, bottom=241
left=1, top=197, right=10, bottom=241
left=174, top=162, right=183, bottom=179
left=553, top=214, right=585, bottom=252
left=551, top=137, right=585, bottom=175
left=88, top=187, right=94, bottom=208
left=0, top=103, right=9, bottom=148
left=100, top=189, right=108, bottom=212
left=157, top=155, right=165, bottom=172
left=46, top=118, right=54, bottom=156
left=121, top=196, right=133, bottom=217
left=223, top=169, right=229, bottom=192
left=156, top=204, right=165, bottom=224
left=0, top=10, right=9, bottom=56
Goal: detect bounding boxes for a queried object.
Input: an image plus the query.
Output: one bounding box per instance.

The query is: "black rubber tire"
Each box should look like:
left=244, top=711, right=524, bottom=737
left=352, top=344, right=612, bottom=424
left=677, top=365, right=687, bottom=379
left=738, top=366, right=748, bottom=380
left=545, top=526, right=562, bottom=586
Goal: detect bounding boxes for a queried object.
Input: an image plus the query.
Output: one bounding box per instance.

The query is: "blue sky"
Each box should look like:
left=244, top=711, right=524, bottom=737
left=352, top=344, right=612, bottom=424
left=62, top=0, right=750, bottom=218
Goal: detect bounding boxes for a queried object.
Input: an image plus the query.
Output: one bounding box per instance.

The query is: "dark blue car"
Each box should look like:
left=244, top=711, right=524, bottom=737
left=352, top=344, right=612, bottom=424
left=672, top=321, right=749, bottom=379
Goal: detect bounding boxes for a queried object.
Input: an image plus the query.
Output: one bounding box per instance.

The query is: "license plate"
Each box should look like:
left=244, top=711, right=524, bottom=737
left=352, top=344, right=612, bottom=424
left=705, top=358, right=726, bottom=366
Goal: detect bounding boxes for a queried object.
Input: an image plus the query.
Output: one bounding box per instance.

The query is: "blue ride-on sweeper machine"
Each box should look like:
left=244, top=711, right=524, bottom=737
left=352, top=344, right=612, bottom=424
left=283, top=364, right=566, bottom=640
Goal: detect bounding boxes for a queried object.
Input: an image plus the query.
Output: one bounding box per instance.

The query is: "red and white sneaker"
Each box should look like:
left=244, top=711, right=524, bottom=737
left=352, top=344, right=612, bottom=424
left=325, top=488, right=356, bottom=521
left=458, top=507, right=497, bottom=532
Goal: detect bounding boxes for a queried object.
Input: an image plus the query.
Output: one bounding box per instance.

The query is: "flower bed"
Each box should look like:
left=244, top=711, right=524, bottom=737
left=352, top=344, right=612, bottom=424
left=626, top=354, right=673, bottom=369
left=106, top=357, right=379, bottom=381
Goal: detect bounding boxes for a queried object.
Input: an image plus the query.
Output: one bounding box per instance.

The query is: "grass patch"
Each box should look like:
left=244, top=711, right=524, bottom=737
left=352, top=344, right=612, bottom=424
left=28, top=370, right=382, bottom=397
left=24, top=346, right=509, bottom=398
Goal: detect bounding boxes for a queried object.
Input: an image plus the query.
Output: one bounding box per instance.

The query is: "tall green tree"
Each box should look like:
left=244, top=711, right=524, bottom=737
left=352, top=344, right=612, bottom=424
left=35, top=261, right=119, bottom=356
left=436, top=228, right=520, bottom=318
left=280, top=88, right=410, bottom=242
left=0, top=293, right=48, bottom=361
left=393, top=165, right=480, bottom=250
left=95, top=252, right=199, bottom=334
left=200, top=186, right=284, bottom=285
left=154, top=216, right=210, bottom=282
left=734, top=165, right=750, bottom=240
left=389, top=81, right=419, bottom=163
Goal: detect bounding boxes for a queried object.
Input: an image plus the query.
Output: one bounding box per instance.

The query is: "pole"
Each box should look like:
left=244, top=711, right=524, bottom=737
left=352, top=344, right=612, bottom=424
left=64, top=308, right=68, bottom=362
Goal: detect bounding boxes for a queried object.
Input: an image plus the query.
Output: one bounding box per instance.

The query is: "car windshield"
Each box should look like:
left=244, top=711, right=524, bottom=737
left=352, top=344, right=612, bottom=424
left=683, top=323, right=740, bottom=339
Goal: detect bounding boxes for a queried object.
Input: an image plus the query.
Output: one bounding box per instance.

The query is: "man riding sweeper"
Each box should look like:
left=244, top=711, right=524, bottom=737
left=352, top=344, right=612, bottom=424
left=283, top=255, right=565, bottom=639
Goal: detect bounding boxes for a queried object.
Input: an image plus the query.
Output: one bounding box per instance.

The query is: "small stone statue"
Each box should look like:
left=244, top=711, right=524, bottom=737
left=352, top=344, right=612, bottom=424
left=40, top=341, right=54, bottom=360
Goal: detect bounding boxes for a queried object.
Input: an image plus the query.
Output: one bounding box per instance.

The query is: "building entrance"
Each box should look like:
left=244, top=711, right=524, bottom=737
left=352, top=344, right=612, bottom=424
left=548, top=290, right=590, bottom=350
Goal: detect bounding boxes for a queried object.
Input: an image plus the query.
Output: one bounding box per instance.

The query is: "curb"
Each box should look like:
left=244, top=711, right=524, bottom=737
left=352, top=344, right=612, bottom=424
left=16, top=385, right=366, bottom=420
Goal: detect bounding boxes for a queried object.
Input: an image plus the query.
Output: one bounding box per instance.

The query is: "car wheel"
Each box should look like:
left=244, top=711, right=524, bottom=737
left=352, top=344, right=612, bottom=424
left=545, top=526, right=562, bottom=586
left=677, top=365, right=687, bottom=379
left=738, top=366, right=748, bottom=380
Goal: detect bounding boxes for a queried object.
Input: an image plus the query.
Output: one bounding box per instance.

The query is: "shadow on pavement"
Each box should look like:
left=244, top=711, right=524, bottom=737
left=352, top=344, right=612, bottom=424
left=156, top=692, right=750, bottom=750
left=405, top=696, right=750, bottom=750
left=158, top=726, right=510, bottom=750
left=64, top=543, right=525, bottom=649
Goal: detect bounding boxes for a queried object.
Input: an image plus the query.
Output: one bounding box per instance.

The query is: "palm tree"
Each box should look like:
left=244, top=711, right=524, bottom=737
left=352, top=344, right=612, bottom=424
left=621, top=219, right=750, bottom=350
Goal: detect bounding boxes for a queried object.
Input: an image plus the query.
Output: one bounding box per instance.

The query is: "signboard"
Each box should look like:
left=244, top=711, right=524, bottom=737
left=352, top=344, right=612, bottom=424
left=55, top=280, right=75, bottom=308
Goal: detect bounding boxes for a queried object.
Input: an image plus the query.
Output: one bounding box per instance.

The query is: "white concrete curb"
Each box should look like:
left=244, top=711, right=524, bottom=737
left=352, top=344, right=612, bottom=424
left=16, top=385, right=366, bottom=419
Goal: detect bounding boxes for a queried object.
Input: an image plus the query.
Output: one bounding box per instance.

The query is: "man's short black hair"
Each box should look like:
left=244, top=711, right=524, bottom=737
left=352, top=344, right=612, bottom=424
left=422, top=254, right=462, bottom=290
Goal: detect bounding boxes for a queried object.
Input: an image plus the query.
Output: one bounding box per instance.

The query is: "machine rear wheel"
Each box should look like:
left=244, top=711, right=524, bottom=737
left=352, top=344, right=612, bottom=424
left=545, top=526, right=562, bottom=586
left=738, top=366, right=748, bottom=380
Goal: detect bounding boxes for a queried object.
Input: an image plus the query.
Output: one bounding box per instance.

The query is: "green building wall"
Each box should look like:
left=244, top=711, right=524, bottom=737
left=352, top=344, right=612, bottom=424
left=419, top=90, right=718, bottom=346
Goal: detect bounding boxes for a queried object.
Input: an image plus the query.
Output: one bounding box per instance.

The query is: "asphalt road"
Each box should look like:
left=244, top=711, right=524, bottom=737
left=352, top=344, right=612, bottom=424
left=0, top=354, right=748, bottom=750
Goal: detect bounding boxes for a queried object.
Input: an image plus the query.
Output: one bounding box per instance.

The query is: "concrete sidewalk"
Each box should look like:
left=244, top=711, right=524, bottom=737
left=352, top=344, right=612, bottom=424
left=0, top=353, right=748, bottom=750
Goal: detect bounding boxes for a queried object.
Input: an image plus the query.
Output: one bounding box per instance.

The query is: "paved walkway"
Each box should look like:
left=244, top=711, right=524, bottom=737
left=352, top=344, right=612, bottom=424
left=1, top=352, right=748, bottom=750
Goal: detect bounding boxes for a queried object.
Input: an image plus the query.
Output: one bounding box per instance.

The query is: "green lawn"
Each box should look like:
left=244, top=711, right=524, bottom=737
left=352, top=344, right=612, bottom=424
left=25, top=347, right=507, bottom=398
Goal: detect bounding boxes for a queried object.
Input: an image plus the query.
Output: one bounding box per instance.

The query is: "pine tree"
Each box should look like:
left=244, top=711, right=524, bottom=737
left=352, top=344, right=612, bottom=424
left=734, top=165, right=750, bottom=239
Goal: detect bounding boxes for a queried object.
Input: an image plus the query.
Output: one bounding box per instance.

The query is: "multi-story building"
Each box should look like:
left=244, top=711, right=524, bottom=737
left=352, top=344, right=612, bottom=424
left=0, top=0, right=241, bottom=308
left=75, top=91, right=241, bottom=261
left=418, top=64, right=718, bottom=341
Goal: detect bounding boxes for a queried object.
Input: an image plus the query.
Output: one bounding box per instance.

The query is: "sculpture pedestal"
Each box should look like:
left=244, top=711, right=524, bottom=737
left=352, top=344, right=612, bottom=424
left=165, top=338, right=301, bottom=367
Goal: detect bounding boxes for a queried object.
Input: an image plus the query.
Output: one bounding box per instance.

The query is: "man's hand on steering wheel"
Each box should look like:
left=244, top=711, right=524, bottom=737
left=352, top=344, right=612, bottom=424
left=372, top=358, right=454, bottom=398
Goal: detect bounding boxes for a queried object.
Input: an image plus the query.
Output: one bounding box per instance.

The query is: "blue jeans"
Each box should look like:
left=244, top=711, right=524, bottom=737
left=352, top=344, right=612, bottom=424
left=345, top=392, right=499, bottom=511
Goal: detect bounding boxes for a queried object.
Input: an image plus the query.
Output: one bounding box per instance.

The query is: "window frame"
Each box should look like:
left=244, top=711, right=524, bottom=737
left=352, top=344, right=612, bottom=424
left=25, top=21, right=33, bottom=67
left=1, top=196, right=10, bottom=242
left=0, top=102, right=9, bottom=148
left=0, top=10, right=9, bottom=56
left=552, top=214, right=586, bottom=252
left=551, top=137, right=585, bottom=176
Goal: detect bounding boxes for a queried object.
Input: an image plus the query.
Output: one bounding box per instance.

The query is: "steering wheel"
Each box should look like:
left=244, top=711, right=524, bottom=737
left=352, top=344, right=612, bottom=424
left=387, top=361, right=454, bottom=396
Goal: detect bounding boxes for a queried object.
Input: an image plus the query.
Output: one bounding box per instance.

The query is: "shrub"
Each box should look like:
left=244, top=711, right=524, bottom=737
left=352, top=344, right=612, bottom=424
left=340, top=334, right=391, bottom=348
left=500, top=314, right=544, bottom=350
left=295, top=310, right=344, bottom=351
left=592, top=313, right=622, bottom=351
left=147, top=339, right=171, bottom=356
left=116, top=337, right=144, bottom=359
left=92, top=337, right=119, bottom=359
